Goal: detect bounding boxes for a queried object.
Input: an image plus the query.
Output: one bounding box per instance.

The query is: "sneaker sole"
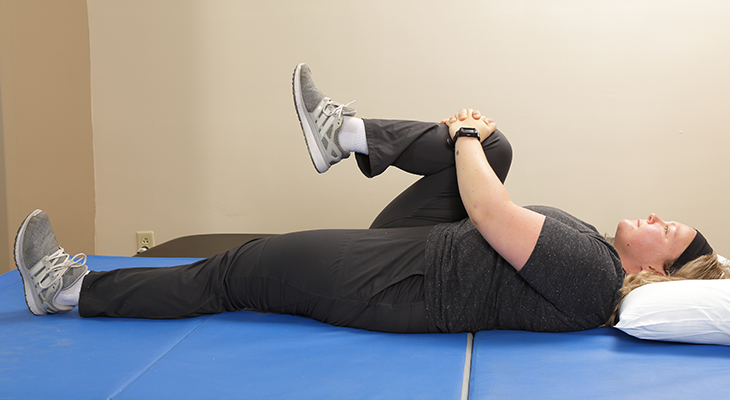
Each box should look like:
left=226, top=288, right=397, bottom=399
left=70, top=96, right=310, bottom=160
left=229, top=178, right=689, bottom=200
left=14, top=209, right=47, bottom=315
left=292, top=63, right=330, bottom=173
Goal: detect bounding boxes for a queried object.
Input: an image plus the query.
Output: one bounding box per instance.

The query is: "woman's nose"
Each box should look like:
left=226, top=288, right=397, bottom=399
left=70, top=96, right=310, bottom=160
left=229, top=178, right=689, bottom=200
left=647, top=213, right=665, bottom=225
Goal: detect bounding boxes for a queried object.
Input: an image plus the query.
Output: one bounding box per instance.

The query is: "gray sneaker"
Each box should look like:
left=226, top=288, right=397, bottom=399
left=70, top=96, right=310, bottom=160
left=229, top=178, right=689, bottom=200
left=14, top=209, right=88, bottom=315
left=293, top=63, right=356, bottom=173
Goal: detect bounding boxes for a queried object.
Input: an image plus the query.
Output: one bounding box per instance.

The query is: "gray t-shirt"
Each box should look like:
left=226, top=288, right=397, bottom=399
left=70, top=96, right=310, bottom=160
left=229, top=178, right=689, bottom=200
left=424, top=205, right=624, bottom=333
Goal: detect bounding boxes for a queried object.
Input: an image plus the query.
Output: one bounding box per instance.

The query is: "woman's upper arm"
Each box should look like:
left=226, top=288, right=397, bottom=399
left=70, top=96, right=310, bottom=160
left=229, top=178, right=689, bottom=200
left=470, top=203, right=546, bottom=271
left=446, top=108, right=545, bottom=271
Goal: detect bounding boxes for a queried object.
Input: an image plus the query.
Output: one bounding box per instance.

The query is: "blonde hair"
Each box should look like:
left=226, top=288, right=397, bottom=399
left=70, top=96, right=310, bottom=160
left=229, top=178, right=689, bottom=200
left=606, top=252, right=729, bottom=326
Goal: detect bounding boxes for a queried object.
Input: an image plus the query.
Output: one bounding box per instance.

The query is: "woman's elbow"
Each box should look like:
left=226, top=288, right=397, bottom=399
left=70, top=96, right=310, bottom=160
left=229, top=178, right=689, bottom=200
left=467, top=206, right=489, bottom=228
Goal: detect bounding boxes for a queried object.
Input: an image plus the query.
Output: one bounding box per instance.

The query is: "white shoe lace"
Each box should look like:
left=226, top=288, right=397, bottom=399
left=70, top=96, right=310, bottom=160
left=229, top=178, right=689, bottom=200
left=322, top=98, right=356, bottom=118
left=38, top=248, right=87, bottom=290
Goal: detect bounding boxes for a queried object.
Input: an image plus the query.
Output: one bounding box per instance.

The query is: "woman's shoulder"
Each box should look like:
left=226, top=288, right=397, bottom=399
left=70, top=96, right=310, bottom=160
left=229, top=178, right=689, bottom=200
left=525, top=205, right=601, bottom=233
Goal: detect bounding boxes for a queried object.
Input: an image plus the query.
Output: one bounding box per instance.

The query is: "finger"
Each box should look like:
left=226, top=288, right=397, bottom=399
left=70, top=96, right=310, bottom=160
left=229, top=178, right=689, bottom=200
left=473, top=110, right=481, bottom=119
left=458, top=109, right=468, bottom=121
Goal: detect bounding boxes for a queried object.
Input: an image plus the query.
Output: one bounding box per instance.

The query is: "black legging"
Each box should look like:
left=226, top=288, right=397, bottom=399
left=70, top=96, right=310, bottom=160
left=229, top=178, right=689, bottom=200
left=79, top=120, right=512, bottom=333
left=359, top=119, right=512, bottom=228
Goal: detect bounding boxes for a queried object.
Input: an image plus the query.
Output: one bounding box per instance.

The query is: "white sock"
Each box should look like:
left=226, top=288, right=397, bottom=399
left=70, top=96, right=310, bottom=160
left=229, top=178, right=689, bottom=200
left=55, top=271, right=89, bottom=307
left=339, top=116, right=369, bottom=155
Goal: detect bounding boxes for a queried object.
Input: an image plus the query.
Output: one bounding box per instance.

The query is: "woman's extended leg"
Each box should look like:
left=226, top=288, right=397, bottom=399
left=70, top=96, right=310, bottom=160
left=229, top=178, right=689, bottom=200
left=15, top=209, right=432, bottom=332
left=78, top=226, right=433, bottom=333
left=16, top=210, right=431, bottom=333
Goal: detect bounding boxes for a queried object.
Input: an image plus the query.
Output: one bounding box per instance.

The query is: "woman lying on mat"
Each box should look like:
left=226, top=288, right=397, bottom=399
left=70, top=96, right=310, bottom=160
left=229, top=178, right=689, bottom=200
left=14, top=63, right=728, bottom=333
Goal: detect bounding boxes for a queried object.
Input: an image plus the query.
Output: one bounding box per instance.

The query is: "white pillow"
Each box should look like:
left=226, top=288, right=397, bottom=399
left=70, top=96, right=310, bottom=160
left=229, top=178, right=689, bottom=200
left=615, top=279, right=730, bottom=345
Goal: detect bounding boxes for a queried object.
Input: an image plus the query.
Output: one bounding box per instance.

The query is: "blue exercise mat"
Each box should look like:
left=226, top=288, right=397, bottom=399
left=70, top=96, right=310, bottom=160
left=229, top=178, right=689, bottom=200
left=0, top=255, right=470, bottom=399
left=469, top=328, right=730, bottom=400
left=5, top=255, right=730, bottom=399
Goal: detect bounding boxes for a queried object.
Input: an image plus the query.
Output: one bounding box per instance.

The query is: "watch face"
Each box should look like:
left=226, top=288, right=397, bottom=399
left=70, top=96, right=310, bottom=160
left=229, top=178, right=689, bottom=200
left=458, top=127, right=479, bottom=136
left=449, top=126, right=480, bottom=147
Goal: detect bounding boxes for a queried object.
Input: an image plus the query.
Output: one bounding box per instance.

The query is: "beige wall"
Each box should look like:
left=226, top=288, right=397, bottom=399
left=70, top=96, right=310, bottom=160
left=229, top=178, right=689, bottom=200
left=1, top=1, right=728, bottom=269
left=0, top=1, right=95, bottom=274
left=2, top=1, right=725, bottom=276
left=88, top=0, right=730, bottom=258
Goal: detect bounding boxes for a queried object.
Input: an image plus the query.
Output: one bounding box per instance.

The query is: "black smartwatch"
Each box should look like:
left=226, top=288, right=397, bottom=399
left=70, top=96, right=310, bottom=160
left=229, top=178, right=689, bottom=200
left=446, top=127, right=480, bottom=147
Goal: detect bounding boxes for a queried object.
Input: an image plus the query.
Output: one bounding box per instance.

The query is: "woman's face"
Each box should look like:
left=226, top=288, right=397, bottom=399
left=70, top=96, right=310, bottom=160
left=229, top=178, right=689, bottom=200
left=614, top=213, right=696, bottom=275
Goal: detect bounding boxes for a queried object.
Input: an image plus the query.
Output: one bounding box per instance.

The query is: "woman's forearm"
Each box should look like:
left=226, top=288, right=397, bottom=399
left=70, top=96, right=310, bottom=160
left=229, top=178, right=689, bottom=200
left=455, top=138, right=513, bottom=228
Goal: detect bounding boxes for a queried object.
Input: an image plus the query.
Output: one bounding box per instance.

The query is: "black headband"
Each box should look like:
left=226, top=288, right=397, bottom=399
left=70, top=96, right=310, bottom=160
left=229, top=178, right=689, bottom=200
left=668, top=229, right=713, bottom=274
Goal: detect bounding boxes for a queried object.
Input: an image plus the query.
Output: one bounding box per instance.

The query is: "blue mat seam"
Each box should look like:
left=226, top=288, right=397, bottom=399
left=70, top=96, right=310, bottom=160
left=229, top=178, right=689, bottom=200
left=106, top=314, right=215, bottom=399
left=461, top=332, right=474, bottom=400
left=468, top=333, right=482, bottom=400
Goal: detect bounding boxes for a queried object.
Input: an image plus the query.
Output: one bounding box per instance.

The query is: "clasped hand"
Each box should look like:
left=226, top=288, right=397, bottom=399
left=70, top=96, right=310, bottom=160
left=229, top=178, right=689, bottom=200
left=441, top=109, right=497, bottom=143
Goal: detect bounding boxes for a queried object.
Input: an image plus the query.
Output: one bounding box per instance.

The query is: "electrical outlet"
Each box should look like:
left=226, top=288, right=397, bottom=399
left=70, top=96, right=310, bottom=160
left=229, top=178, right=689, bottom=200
left=136, top=231, right=155, bottom=252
